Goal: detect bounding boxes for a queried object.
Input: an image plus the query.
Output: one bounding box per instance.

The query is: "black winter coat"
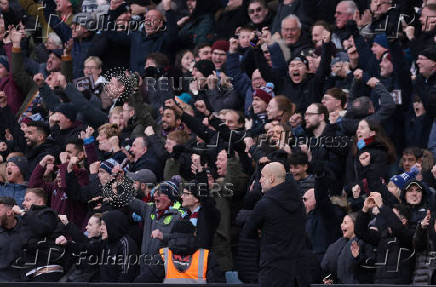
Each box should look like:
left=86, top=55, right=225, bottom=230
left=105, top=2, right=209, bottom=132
left=355, top=206, right=415, bottom=284
left=346, top=139, right=391, bottom=186
left=243, top=177, right=309, bottom=286
left=321, top=237, right=375, bottom=284
left=25, top=139, right=60, bottom=172
left=99, top=210, right=139, bottom=282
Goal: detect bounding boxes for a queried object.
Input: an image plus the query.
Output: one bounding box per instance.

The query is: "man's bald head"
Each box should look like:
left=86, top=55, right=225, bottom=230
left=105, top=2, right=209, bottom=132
left=260, top=162, right=286, bottom=192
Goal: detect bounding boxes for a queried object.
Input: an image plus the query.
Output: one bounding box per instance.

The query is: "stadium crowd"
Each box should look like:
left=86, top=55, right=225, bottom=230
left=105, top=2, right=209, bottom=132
left=0, top=0, right=436, bottom=285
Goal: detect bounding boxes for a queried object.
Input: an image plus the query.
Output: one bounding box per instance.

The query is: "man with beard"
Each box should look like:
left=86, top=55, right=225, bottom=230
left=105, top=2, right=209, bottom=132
left=13, top=188, right=65, bottom=282
left=161, top=106, right=183, bottom=137
left=0, top=197, right=23, bottom=282
left=126, top=169, right=157, bottom=202
left=24, top=121, right=60, bottom=172
left=304, top=103, right=348, bottom=195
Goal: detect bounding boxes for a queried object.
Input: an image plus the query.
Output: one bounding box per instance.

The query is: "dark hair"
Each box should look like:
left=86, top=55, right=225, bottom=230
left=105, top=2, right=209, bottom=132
left=289, top=151, right=308, bottom=165
left=325, top=88, right=347, bottom=108
left=353, top=118, right=397, bottom=163
left=0, top=196, right=16, bottom=207
left=312, top=20, right=333, bottom=33
left=193, top=43, right=211, bottom=58
left=313, top=103, right=329, bottom=123
left=345, top=212, right=358, bottom=224
left=65, top=138, right=84, bottom=152
left=146, top=52, right=169, bottom=69
left=402, top=146, right=423, bottom=159
left=352, top=97, right=372, bottom=118
left=226, top=110, right=245, bottom=125
left=249, top=0, right=267, bottom=9
left=163, top=106, right=181, bottom=120
left=393, top=204, right=411, bottom=221
left=26, top=187, right=48, bottom=205
left=27, top=121, right=50, bottom=137
left=175, top=49, right=193, bottom=71
left=273, top=95, right=295, bottom=126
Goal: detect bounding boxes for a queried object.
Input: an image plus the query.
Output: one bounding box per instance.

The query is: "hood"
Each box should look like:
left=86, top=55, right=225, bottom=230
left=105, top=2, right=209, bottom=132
left=102, top=210, right=129, bottom=243
left=263, top=178, right=302, bottom=213
left=26, top=139, right=58, bottom=159
left=168, top=232, right=198, bottom=256
left=400, top=180, right=429, bottom=209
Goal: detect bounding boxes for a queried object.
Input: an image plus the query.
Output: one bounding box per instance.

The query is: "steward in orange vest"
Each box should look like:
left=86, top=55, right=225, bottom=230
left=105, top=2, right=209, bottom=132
left=135, top=220, right=225, bottom=283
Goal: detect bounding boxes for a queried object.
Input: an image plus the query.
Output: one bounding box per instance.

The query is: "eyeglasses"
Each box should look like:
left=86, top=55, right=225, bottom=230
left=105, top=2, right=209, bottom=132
left=322, top=96, right=335, bottom=101
left=248, top=7, right=263, bottom=14
left=182, top=191, right=193, bottom=196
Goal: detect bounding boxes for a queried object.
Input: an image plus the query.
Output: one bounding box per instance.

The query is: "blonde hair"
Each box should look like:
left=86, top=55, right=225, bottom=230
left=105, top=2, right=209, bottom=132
left=84, top=56, right=103, bottom=69
left=98, top=123, right=119, bottom=138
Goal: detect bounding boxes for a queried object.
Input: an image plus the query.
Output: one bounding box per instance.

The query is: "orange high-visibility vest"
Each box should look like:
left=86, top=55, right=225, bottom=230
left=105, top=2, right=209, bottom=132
left=159, top=247, right=209, bottom=284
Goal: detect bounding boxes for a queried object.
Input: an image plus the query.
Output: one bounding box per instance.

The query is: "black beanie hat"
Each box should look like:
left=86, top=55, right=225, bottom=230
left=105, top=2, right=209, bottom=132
left=171, top=220, right=196, bottom=234
left=419, top=47, right=436, bottom=62
left=54, top=103, right=77, bottom=122
left=194, top=60, right=215, bottom=77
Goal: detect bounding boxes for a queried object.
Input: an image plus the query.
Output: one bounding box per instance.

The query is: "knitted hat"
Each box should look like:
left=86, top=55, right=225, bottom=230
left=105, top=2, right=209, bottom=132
left=290, top=55, right=308, bottom=67
left=211, top=40, right=229, bottom=52
left=373, top=33, right=388, bottom=49
left=331, top=52, right=349, bottom=66
left=151, top=180, right=179, bottom=203
left=194, top=60, right=215, bottom=77
left=171, top=220, right=196, bottom=234
left=7, top=156, right=29, bottom=180
left=0, top=56, right=9, bottom=72
left=126, top=169, right=157, bottom=184
left=49, top=49, right=63, bottom=59
left=54, top=103, right=77, bottom=122
left=390, top=166, right=419, bottom=190
left=419, top=47, right=436, bottom=62
left=100, top=158, right=118, bottom=175
left=252, top=88, right=272, bottom=104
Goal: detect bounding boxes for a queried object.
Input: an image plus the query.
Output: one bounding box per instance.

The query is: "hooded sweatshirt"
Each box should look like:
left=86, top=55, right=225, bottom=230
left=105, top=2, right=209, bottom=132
left=99, top=210, right=138, bottom=282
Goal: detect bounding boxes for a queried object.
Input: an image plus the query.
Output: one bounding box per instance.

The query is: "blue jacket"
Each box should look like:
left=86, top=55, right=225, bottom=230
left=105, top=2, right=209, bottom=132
left=226, top=53, right=253, bottom=115
left=106, top=10, right=177, bottom=74
left=0, top=183, right=26, bottom=208
left=72, top=37, right=94, bottom=78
